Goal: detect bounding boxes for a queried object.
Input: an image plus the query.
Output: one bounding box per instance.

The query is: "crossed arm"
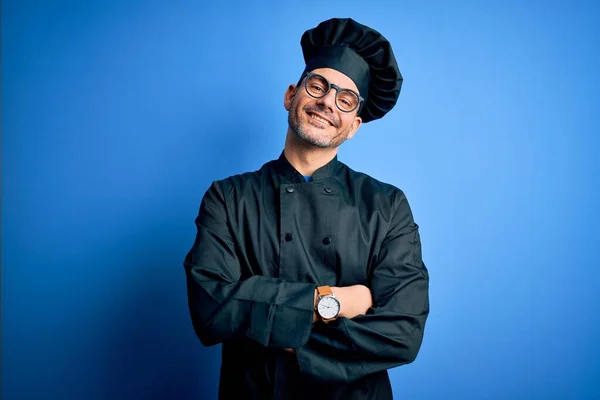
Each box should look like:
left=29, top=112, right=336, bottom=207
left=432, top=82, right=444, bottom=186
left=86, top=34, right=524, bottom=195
left=281, top=285, right=373, bottom=353
left=184, top=181, right=429, bottom=383
left=310, top=284, right=374, bottom=323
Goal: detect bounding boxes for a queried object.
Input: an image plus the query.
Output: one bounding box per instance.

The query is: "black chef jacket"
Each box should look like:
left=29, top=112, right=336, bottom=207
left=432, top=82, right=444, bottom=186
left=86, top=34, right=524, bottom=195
left=184, top=152, right=429, bottom=399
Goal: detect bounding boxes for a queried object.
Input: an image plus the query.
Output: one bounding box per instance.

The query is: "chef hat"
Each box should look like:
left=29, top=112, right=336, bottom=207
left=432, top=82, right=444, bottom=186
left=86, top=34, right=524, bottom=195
left=299, top=18, right=403, bottom=123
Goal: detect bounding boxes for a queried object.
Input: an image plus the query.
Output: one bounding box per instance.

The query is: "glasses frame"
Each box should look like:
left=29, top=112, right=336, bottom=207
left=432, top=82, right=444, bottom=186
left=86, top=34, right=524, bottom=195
left=301, top=72, right=364, bottom=114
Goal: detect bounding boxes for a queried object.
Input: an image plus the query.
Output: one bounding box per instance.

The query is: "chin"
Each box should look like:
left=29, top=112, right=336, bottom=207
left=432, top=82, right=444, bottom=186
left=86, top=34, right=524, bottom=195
left=289, top=110, right=339, bottom=148
left=298, top=130, right=335, bottom=149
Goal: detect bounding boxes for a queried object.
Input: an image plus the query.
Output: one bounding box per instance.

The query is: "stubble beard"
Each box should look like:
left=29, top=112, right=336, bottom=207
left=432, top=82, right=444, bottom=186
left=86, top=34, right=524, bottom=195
left=288, top=99, right=350, bottom=149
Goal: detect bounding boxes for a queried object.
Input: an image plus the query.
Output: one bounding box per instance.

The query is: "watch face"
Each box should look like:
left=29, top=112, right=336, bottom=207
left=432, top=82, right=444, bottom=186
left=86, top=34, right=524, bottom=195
left=317, top=296, right=340, bottom=319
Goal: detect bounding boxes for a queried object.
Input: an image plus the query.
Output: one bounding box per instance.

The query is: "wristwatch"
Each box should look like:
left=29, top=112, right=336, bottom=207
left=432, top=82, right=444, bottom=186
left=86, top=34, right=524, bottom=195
left=316, top=285, right=340, bottom=320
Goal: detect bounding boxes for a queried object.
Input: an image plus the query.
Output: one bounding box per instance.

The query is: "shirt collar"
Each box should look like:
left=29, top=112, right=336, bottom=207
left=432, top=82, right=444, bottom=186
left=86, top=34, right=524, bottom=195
left=274, top=151, right=342, bottom=183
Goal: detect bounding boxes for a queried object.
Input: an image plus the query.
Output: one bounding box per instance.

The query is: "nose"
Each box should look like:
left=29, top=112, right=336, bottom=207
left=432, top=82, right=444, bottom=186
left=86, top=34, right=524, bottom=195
left=316, top=88, right=337, bottom=112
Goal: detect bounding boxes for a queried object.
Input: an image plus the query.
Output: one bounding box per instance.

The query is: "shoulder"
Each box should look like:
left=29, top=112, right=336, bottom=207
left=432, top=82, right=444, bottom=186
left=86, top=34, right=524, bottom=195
left=338, top=162, right=406, bottom=202
left=337, top=162, right=415, bottom=225
left=340, top=163, right=417, bottom=234
left=208, top=160, right=277, bottom=199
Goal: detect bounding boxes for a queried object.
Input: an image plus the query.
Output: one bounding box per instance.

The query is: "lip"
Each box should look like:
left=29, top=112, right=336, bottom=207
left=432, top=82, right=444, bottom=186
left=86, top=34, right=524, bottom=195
left=306, top=111, right=335, bottom=127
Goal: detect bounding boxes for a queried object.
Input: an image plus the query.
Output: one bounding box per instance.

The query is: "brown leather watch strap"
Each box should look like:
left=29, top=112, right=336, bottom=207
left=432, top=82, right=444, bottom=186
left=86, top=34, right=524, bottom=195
left=317, top=285, right=332, bottom=296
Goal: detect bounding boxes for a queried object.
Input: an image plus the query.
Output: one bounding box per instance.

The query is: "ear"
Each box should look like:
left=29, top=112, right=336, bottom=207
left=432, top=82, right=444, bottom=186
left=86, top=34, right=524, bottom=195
left=283, top=84, right=298, bottom=111
left=345, top=116, right=362, bottom=140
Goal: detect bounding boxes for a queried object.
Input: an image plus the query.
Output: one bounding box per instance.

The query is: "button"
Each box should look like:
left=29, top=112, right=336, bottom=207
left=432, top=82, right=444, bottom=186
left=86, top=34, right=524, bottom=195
left=286, top=187, right=295, bottom=193
left=324, top=187, right=332, bottom=193
left=322, top=236, right=332, bottom=245
left=285, top=233, right=293, bottom=242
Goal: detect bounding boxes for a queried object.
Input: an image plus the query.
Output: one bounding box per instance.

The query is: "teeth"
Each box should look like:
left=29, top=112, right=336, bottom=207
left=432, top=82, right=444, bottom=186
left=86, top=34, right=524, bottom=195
left=310, top=113, right=330, bottom=125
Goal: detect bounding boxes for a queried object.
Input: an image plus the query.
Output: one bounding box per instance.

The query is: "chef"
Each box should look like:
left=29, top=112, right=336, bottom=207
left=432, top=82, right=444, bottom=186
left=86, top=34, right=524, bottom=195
left=184, top=17, right=430, bottom=399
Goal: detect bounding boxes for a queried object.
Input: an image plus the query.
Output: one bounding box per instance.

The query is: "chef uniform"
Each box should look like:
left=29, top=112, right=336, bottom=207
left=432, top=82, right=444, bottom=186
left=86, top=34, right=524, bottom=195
left=184, top=18, right=429, bottom=399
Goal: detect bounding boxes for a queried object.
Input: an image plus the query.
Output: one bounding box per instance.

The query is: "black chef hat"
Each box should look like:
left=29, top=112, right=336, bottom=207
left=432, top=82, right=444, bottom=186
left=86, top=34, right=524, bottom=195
left=299, top=18, right=402, bottom=123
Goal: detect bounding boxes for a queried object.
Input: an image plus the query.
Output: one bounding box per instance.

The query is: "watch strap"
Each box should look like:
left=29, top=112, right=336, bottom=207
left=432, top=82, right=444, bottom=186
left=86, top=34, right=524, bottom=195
left=317, top=285, right=333, bottom=297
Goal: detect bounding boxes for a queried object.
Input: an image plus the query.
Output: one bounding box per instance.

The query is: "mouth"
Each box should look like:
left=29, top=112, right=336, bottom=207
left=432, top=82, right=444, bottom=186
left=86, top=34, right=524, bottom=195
left=306, top=111, right=335, bottom=127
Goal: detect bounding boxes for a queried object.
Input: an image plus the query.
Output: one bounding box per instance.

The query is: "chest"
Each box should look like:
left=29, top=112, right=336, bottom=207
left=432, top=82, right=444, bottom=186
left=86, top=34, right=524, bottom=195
left=226, top=177, right=391, bottom=286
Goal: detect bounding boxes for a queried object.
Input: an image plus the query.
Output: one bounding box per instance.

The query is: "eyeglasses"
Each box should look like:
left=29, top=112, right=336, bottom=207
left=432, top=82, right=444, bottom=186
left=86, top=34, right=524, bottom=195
left=302, top=72, right=364, bottom=113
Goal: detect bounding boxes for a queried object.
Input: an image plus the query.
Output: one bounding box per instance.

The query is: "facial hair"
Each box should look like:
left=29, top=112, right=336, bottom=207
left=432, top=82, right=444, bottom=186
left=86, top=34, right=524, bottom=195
left=288, top=96, right=351, bottom=149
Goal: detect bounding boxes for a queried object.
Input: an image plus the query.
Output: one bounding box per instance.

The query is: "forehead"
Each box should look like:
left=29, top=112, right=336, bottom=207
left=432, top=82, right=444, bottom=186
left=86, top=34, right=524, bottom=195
left=309, top=68, right=360, bottom=94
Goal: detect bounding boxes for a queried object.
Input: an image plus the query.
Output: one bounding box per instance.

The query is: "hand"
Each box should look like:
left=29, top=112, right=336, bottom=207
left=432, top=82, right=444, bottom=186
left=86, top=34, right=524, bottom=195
left=331, top=285, right=372, bottom=319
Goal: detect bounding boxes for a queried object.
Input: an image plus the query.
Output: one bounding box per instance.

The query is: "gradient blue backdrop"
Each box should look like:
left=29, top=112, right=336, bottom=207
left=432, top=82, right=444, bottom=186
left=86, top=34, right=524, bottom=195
left=2, top=1, right=599, bottom=399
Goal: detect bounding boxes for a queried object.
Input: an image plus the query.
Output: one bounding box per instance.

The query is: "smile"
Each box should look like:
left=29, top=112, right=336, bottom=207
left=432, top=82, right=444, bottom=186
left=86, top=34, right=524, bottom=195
left=307, top=112, right=334, bottom=126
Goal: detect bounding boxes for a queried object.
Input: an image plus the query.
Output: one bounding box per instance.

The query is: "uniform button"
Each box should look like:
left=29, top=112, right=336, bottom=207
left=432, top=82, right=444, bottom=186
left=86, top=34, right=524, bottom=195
left=324, top=187, right=332, bottom=193
left=286, top=187, right=295, bottom=193
left=322, top=236, right=332, bottom=245
left=285, top=233, right=293, bottom=242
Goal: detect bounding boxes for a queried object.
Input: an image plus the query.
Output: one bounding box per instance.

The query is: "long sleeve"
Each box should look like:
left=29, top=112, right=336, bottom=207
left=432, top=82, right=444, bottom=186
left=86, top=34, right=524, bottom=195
left=183, top=181, right=316, bottom=349
left=295, top=190, right=430, bottom=383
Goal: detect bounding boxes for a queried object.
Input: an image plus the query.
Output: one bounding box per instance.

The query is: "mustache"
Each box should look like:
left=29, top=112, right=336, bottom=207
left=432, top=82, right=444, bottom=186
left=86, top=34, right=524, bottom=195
left=303, top=105, right=338, bottom=127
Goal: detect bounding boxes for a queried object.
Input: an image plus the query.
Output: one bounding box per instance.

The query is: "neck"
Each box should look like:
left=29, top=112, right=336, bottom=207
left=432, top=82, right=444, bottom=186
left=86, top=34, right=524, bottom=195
left=283, top=129, right=338, bottom=176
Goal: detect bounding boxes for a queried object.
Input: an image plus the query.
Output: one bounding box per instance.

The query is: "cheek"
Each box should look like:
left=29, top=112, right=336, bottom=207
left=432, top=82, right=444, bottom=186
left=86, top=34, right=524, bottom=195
left=338, top=119, right=354, bottom=133
left=290, top=96, right=304, bottom=114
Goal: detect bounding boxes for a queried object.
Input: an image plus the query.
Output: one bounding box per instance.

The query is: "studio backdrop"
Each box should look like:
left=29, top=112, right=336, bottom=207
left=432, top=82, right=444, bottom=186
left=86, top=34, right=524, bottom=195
left=2, top=1, right=599, bottom=399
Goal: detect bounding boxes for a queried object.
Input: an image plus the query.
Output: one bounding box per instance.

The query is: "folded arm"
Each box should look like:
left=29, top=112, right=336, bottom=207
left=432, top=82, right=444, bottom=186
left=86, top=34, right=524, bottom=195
left=295, top=190, right=430, bottom=383
left=184, top=181, right=317, bottom=349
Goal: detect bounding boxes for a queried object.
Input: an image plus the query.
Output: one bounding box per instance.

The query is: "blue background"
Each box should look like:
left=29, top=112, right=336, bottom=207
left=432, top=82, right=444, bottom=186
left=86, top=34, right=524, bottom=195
left=2, top=0, right=599, bottom=399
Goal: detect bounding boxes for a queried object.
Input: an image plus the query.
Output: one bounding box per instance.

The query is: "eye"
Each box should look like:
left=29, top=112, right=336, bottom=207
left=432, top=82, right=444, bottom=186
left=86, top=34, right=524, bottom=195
left=311, top=84, right=325, bottom=92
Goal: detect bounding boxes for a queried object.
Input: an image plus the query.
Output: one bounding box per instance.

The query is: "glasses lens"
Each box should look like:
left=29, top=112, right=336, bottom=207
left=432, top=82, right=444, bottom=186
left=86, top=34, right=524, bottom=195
left=336, top=90, right=359, bottom=112
left=304, top=74, right=360, bottom=112
left=305, top=75, right=329, bottom=98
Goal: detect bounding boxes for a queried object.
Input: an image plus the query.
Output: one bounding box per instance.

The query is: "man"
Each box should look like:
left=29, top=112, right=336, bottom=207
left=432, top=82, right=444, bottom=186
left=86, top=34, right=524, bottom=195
left=184, top=18, right=429, bottom=399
